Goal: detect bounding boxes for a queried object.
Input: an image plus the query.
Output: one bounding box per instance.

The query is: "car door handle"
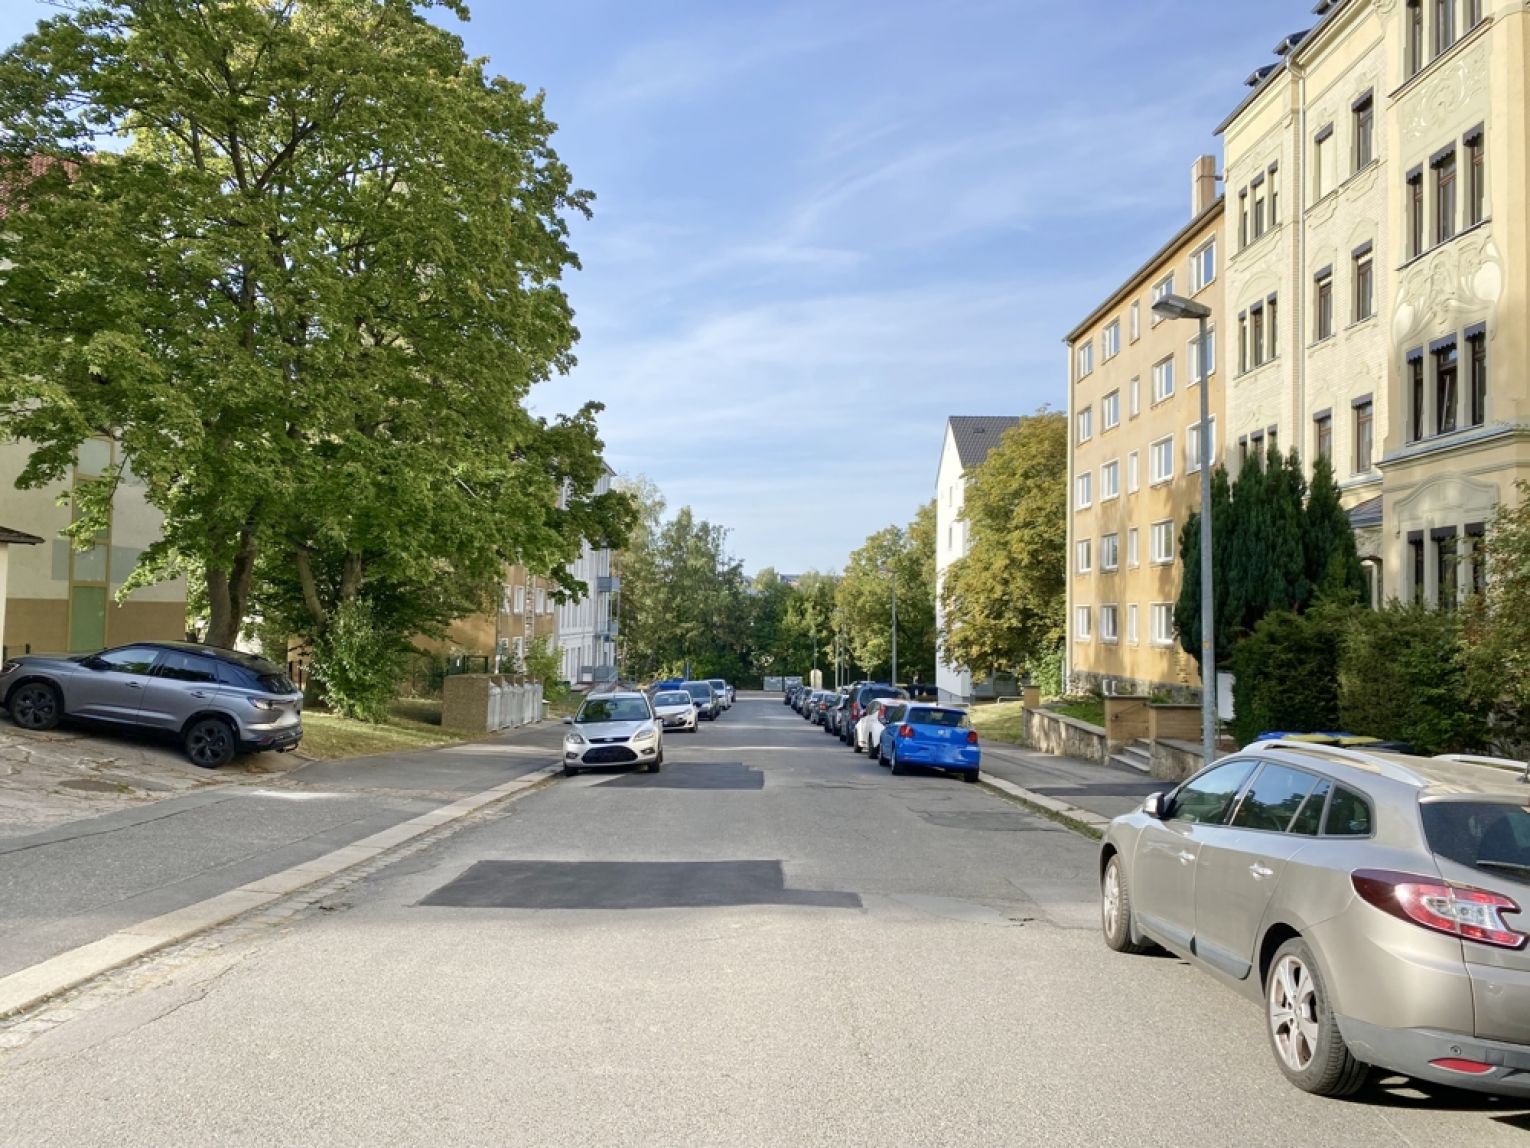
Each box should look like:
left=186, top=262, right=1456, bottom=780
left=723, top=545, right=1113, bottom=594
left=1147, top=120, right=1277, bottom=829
left=125, top=682, right=143, bottom=690
left=189, top=691, right=210, bottom=699
left=1249, top=863, right=1275, bottom=879
left=1175, top=850, right=1196, bottom=865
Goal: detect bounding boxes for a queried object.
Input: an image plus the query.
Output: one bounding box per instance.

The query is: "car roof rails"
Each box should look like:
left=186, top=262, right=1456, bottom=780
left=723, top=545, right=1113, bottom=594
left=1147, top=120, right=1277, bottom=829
left=1433, top=753, right=1530, bottom=784
left=1244, top=739, right=1427, bottom=785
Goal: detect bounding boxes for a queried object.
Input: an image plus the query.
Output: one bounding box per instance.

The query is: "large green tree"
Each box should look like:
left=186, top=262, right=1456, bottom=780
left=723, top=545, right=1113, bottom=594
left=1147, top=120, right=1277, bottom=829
left=837, top=501, right=936, bottom=684
left=939, top=412, right=1067, bottom=678
left=0, top=0, right=628, bottom=666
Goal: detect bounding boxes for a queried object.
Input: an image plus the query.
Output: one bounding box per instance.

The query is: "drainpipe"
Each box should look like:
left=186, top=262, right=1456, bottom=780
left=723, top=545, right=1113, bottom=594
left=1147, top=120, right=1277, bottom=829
left=1292, top=60, right=1308, bottom=468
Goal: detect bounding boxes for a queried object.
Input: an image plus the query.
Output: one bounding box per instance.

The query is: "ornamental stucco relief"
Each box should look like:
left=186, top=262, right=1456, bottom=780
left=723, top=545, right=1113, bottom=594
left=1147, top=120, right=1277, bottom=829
left=1399, top=45, right=1488, bottom=149
left=1391, top=231, right=1502, bottom=347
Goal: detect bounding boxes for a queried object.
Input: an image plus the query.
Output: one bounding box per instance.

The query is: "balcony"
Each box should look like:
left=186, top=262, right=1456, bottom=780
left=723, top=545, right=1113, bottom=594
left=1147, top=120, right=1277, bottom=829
left=597, top=575, right=621, bottom=594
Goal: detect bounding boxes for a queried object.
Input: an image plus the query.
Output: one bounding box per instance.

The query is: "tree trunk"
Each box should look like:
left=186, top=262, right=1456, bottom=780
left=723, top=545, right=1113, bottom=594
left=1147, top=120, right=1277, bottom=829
left=202, top=527, right=259, bottom=649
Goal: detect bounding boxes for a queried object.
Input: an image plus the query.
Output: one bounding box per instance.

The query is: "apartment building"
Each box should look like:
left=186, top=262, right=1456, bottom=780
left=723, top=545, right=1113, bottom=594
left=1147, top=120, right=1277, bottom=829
left=1219, top=0, right=1529, bottom=607
left=417, top=564, right=560, bottom=671
left=556, top=463, right=619, bottom=686
left=1064, top=161, right=1224, bottom=698
left=934, top=415, right=1019, bottom=703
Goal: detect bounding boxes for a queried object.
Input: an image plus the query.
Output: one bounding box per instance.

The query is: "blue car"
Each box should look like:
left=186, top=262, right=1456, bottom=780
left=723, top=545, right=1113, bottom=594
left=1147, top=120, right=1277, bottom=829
left=876, top=704, right=980, bottom=782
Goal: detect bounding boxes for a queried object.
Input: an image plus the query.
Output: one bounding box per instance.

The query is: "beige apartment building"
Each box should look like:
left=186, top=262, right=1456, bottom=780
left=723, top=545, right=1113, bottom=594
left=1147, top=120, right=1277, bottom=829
left=1219, top=0, right=1530, bottom=606
left=416, top=564, right=560, bottom=671
left=1064, top=163, right=1224, bottom=698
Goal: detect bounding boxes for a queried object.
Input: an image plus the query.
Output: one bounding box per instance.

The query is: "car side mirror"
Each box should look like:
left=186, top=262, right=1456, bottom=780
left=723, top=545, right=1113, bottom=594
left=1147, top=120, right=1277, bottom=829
left=1144, top=791, right=1170, bottom=820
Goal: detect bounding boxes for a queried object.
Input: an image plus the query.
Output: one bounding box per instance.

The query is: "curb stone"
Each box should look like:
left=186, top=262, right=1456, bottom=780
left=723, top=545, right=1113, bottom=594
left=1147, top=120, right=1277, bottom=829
left=978, top=774, right=1112, bottom=840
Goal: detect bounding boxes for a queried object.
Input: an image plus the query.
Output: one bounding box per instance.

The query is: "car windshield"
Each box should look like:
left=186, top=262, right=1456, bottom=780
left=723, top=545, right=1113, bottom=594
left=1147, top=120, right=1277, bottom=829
left=577, top=698, right=650, bottom=723
left=684, top=683, right=713, bottom=700
left=708, top=680, right=726, bottom=688
left=1421, top=800, right=1530, bottom=885
left=654, top=692, right=692, bottom=707
left=906, top=707, right=969, bottom=728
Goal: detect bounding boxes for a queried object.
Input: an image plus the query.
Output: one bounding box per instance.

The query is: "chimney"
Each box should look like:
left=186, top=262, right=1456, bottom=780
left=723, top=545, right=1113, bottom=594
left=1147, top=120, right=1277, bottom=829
left=1191, top=154, right=1219, bottom=218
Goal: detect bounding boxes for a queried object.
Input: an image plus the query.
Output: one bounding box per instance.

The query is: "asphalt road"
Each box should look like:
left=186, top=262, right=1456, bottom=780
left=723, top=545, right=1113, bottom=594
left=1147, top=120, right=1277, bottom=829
left=2, top=696, right=1527, bottom=1146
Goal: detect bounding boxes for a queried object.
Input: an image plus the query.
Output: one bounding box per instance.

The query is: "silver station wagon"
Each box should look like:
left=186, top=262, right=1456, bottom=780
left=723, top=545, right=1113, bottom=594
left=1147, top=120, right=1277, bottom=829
left=1100, top=741, right=1530, bottom=1099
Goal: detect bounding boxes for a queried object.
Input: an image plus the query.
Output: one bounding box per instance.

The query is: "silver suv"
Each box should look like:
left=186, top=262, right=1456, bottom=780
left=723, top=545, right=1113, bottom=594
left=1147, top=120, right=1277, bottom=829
left=1100, top=741, right=1529, bottom=1099
left=0, top=641, right=303, bottom=767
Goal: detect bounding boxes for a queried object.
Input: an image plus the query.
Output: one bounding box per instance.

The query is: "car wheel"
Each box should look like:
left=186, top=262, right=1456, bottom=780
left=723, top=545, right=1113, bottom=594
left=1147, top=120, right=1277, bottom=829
left=1265, top=938, right=1368, bottom=1097
left=647, top=756, right=662, bottom=773
left=183, top=717, right=236, bottom=768
left=877, top=742, right=889, bottom=766
left=1101, top=854, right=1152, bottom=954
left=563, top=765, right=580, bottom=778
left=961, top=770, right=979, bottom=783
left=889, top=747, right=906, bottom=776
left=852, top=736, right=862, bottom=754
left=9, top=682, right=63, bottom=731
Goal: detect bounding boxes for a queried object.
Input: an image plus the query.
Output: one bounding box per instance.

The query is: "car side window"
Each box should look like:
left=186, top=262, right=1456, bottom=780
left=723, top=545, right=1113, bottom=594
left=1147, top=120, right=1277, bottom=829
left=1323, top=785, right=1372, bottom=836
left=1168, top=759, right=1257, bottom=825
left=1230, top=764, right=1320, bottom=833
left=1286, top=780, right=1332, bottom=836
left=94, top=646, right=161, bottom=675
left=156, top=652, right=218, bottom=684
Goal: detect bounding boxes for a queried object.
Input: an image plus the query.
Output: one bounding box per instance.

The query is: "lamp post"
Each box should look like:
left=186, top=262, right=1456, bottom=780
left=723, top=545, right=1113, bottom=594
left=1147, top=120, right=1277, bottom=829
left=890, top=574, right=898, bottom=687
left=1151, top=292, right=1217, bottom=768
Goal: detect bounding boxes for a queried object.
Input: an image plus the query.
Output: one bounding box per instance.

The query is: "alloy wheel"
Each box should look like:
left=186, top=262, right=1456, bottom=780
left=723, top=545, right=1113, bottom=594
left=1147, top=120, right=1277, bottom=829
left=186, top=719, right=234, bottom=768
left=12, top=684, right=61, bottom=730
left=1269, top=954, right=1320, bottom=1073
left=1102, top=862, right=1122, bottom=938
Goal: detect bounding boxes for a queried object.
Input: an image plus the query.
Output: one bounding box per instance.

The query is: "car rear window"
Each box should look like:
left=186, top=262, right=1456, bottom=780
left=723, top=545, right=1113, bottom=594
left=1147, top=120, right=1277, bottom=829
left=861, top=687, right=906, bottom=704
left=684, top=683, right=713, bottom=699
left=655, top=692, right=691, bottom=706
left=1421, top=801, right=1530, bottom=885
left=906, top=708, right=969, bottom=728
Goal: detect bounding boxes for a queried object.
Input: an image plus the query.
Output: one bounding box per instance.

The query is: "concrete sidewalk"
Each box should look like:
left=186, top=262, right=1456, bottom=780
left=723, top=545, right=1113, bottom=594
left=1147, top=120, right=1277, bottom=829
left=978, top=742, right=1168, bottom=825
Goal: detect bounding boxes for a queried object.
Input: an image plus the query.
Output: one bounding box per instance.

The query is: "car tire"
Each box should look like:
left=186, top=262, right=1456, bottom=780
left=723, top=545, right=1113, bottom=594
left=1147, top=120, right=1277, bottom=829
left=889, top=747, right=906, bottom=776
left=9, top=681, right=63, bottom=731
left=563, top=765, right=580, bottom=778
left=1265, top=937, right=1368, bottom=1097
left=183, top=717, right=236, bottom=768
left=1100, top=854, right=1152, bottom=954
left=852, top=737, right=862, bottom=754
left=647, top=756, right=661, bottom=773
left=877, top=743, right=890, bottom=767
left=961, top=770, right=979, bottom=783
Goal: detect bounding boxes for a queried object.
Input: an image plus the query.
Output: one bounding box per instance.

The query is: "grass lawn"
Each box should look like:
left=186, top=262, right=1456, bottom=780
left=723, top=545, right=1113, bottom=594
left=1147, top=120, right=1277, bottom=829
left=969, top=700, right=1027, bottom=744
left=297, top=698, right=472, bottom=761
left=1049, top=699, right=1106, bottom=728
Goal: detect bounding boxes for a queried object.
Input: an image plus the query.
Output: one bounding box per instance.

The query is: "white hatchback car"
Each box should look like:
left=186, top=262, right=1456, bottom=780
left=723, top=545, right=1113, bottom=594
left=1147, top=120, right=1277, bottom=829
left=562, top=692, right=663, bottom=777
left=651, top=689, right=699, bottom=733
left=854, top=698, right=906, bottom=754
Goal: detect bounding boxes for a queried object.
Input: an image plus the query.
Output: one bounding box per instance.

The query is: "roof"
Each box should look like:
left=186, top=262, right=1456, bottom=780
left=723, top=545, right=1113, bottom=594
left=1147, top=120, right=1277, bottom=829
left=1347, top=495, right=1383, bottom=529
left=1214, top=1, right=1355, bottom=137
left=947, top=416, right=1020, bottom=470
left=0, top=526, right=44, bottom=545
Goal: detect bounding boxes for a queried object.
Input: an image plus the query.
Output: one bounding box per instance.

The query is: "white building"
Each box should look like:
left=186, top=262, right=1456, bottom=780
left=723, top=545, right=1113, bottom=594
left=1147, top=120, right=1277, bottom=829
left=556, top=463, right=619, bottom=686
left=935, top=416, right=1018, bottom=703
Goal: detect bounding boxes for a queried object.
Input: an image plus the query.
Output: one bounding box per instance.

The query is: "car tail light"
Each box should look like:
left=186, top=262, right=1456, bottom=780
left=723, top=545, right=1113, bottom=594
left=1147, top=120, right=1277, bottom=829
left=898, top=724, right=914, bottom=739
left=1351, top=869, right=1527, bottom=950
left=1429, top=1058, right=1497, bottom=1075
left=966, top=730, right=979, bottom=744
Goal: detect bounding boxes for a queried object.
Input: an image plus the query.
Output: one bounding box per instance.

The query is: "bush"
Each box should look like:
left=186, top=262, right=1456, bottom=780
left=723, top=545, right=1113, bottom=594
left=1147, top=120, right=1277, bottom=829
left=1230, top=609, right=1342, bottom=746
left=1338, top=603, right=1486, bottom=754
left=1026, top=646, right=1064, bottom=699
left=310, top=599, right=405, bottom=724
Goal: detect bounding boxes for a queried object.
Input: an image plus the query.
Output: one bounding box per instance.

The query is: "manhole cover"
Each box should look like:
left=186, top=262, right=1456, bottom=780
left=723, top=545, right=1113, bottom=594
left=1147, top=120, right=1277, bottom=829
left=58, top=779, right=130, bottom=794
left=597, top=762, right=763, bottom=790
left=419, top=860, right=860, bottom=910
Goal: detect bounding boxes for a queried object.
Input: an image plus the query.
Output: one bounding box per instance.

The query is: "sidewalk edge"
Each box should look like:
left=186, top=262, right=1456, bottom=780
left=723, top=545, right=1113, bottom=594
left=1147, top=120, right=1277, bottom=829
left=978, top=774, right=1111, bottom=840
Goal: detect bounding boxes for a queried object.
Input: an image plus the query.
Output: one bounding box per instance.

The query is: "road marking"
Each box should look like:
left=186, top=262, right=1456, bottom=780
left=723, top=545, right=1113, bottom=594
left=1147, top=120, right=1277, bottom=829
left=243, top=789, right=345, bottom=800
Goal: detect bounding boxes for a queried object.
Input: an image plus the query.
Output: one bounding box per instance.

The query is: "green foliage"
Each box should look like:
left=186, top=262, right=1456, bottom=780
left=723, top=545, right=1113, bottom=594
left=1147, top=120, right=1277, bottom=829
left=940, top=412, right=1067, bottom=676
left=1338, top=602, right=1486, bottom=755
left=522, top=634, right=560, bottom=686
left=309, top=598, right=404, bottom=724
left=1460, top=482, right=1530, bottom=746
left=837, top=501, right=936, bottom=683
left=1026, top=646, right=1064, bottom=700
left=1305, top=457, right=1367, bottom=602
left=1230, top=609, right=1343, bottom=746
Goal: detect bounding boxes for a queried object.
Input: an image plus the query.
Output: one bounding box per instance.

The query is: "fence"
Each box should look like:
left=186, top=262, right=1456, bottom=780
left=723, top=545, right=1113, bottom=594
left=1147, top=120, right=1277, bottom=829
left=441, top=675, right=546, bottom=734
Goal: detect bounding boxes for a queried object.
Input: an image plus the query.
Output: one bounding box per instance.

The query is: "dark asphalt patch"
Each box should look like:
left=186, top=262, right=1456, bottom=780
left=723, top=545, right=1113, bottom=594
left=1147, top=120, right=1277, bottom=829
left=597, top=762, right=763, bottom=790
left=915, top=811, right=1062, bottom=833
left=419, top=860, right=861, bottom=910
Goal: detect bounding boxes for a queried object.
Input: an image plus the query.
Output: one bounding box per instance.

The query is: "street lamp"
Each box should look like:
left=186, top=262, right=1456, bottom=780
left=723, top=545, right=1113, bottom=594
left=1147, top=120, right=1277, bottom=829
left=1151, top=292, right=1217, bottom=768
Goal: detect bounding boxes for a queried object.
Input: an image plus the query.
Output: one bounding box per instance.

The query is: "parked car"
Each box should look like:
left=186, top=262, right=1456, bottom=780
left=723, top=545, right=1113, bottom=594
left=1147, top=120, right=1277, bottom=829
left=0, top=641, right=303, bottom=768
left=827, top=690, right=854, bottom=737
left=680, top=680, right=721, bottom=720
left=707, top=679, right=733, bottom=710
left=854, top=698, right=905, bottom=755
left=1099, top=740, right=1530, bottom=1099
left=561, top=692, right=662, bottom=777
left=812, top=691, right=837, bottom=727
left=802, top=689, right=824, bottom=719
left=876, top=705, right=980, bottom=782
left=784, top=683, right=799, bottom=707
left=843, top=683, right=908, bottom=745
left=651, top=689, right=699, bottom=733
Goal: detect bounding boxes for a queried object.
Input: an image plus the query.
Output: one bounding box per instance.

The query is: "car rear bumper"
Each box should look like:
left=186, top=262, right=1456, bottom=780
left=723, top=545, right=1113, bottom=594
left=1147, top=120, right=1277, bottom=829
left=1338, top=1016, right=1530, bottom=1097
left=242, top=725, right=303, bottom=754
left=894, top=745, right=980, bottom=769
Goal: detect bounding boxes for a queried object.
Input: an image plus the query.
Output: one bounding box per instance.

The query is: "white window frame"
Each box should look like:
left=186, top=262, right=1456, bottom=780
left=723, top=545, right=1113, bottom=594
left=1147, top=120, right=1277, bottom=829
left=1101, top=459, right=1120, bottom=500
left=1129, top=377, right=1141, bottom=418
left=1151, top=603, right=1175, bottom=647
left=1149, top=435, right=1174, bottom=485
left=1076, top=538, right=1093, bottom=574
left=1129, top=301, right=1141, bottom=342
left=1075, top=471, right=1093, bottom=509
left=1152, top=356, right=1175, bottom=404
left=536, top=588, right=547, bottom=614
left=1075, top=605, right=1093, bottom=642
left=1077, top=406, right=1093, bottom=443
left=1126, top=603, right=1140, bottom=646
left=1186, top=417, right=1218, bottom=473
left=1101, top=533, right=1120, bottom=571
left=1077, top=340, right=1094, bottom=378
left=1102, top=390, right=1120, bottom=430
left=1126, top=451, right=1140, bottom=494
left=1102, top=320, right=1121, bottom=360
left=1150, top=520, right=1175, bottom=565
left=1189, top=238, right=1216, bottom=294
left=1100, top=604, right=1120, bottom=644
left=513, top=585, right=527, bottom=614
left=1151, top=273, right=1175, bottom=324
left=1127, top=528, right=1140, bottom=568
left=1188, top=328, right=1215, bottom=385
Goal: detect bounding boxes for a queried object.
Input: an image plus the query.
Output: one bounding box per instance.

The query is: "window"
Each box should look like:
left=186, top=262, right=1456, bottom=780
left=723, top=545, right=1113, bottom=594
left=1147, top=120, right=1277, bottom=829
left=1411, top=534, right=1426, bottom=604
left=1103, top=320, right=1121, bottom=359
left=1353, top=93, right=1374, bottom=170
left=1077, top=406, right=1093, bottom=443
left=1152, top=357, right=1174, bottom=403
left=1169, top=760, right=1256, bottom=825
left=1100, top=605, right=1119, bottom=643
left=1314, top=124, right=1336, bottom=198
left=1127, top=604, right=1140, bottom=645
left=1231, top=765, right=1321, bottom=833
left=92, top=646, right=160, bottom=676
left=1354, top=399, right=1374, bottom=473
left=1150, top=436, right=1174, bottom=484
left=1250, top=305, right=1265, bottom=368
left=1190, top=239, right=1216, bottom=293
left=1408, top=167, right=1424, bottom=257
left=1238, top=190, right=1249, bottom=248
left=1353, top=246, right=1374, bottom=321
left=1101, top=459, right=1120, bottom=500
left=1268, top=426, right=1279, bottom=458
left=1466, top=522, right=1486, bottom=597
left=513, top=585, right=526, bottom=614
left=1466, top=126, right=1485, bottom=226
left=1435, top=148, right=1457, bottom=244
left=1468, top=326, right=1486, bottom=427
left=1408, top=353, right=1425, bottom=441
left=1267, top=295, right=1279, bottom=358
left=1128, top=377, right=1141, bottom=418
left=1288, top=780, right=1333, bottom=836
left=1252, top=178, right=1267, bottom=239
left=536, top=588, right=547, bottom=614
left=1466, top=0, right=1483, bottom=27
left=1077, top=340, right=1095, bottom=378
left=1075, top=471, right=1093, bottom=509
left=1127, top=528, right=1140, bottom=568
left=1075, top=606, right=1092, bottom=642
left=1102, top=390, right=1120, bottom=430
left=1101, top=533, right=1120, bottom=571
left=1269, top=163, right=1280, bottom=225
left=1433, top=0, right=1455, bottom=58
left=1150, top=603, right=1176, bottom=648
left=1188, top=329, right=1215, bottom=385
left=1435, top=341, right=1458, bottom=434
left=1238, top=312, right=1248, bottom=373
left=1324, top=786, right=1372, bottom=836
left=1437, top=530, right=1459, bottom=609
left=1406, top=0, right=1424, bottom=77
left=1129, top=301, right=1140, bottom=342
left=156, top=652, right=218, bottom=684
left=1076, top=539, right=1093, bottom=573
left=1314, top=269, right=1334, bottom=341
left=1186, top=418, right=1217, bottom=473
left=1126, top=451, right=1140, bottom=494
left=1150, top=520, right=1175, bottom=565
left=1314, top=412, right=1333, bottom=462
left=1150, top=274, right=1174, bottom=324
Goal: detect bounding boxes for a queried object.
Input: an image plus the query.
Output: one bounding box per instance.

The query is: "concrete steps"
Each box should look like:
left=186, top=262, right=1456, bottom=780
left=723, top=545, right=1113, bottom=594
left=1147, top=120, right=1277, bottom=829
left=1109, top=740, right=1152, bottom=774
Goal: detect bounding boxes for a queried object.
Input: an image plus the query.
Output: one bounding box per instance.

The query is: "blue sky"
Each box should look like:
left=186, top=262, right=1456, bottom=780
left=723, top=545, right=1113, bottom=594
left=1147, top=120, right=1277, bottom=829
left=0, top=1, right=1316, bottom=574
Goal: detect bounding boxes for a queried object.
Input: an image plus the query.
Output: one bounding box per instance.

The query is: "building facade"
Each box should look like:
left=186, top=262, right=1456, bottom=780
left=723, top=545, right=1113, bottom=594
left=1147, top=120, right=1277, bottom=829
left=0, top=438, right=187, bottom=658
left=416, top=564, right=560, bottom=671
left=555, top=463, right=619, bottom=686
left=1220, top=0, right=1530, bottom=608
left=1064, top=162, right=1225, bottom=698
left=935, top=416, right=1019, bottom=704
